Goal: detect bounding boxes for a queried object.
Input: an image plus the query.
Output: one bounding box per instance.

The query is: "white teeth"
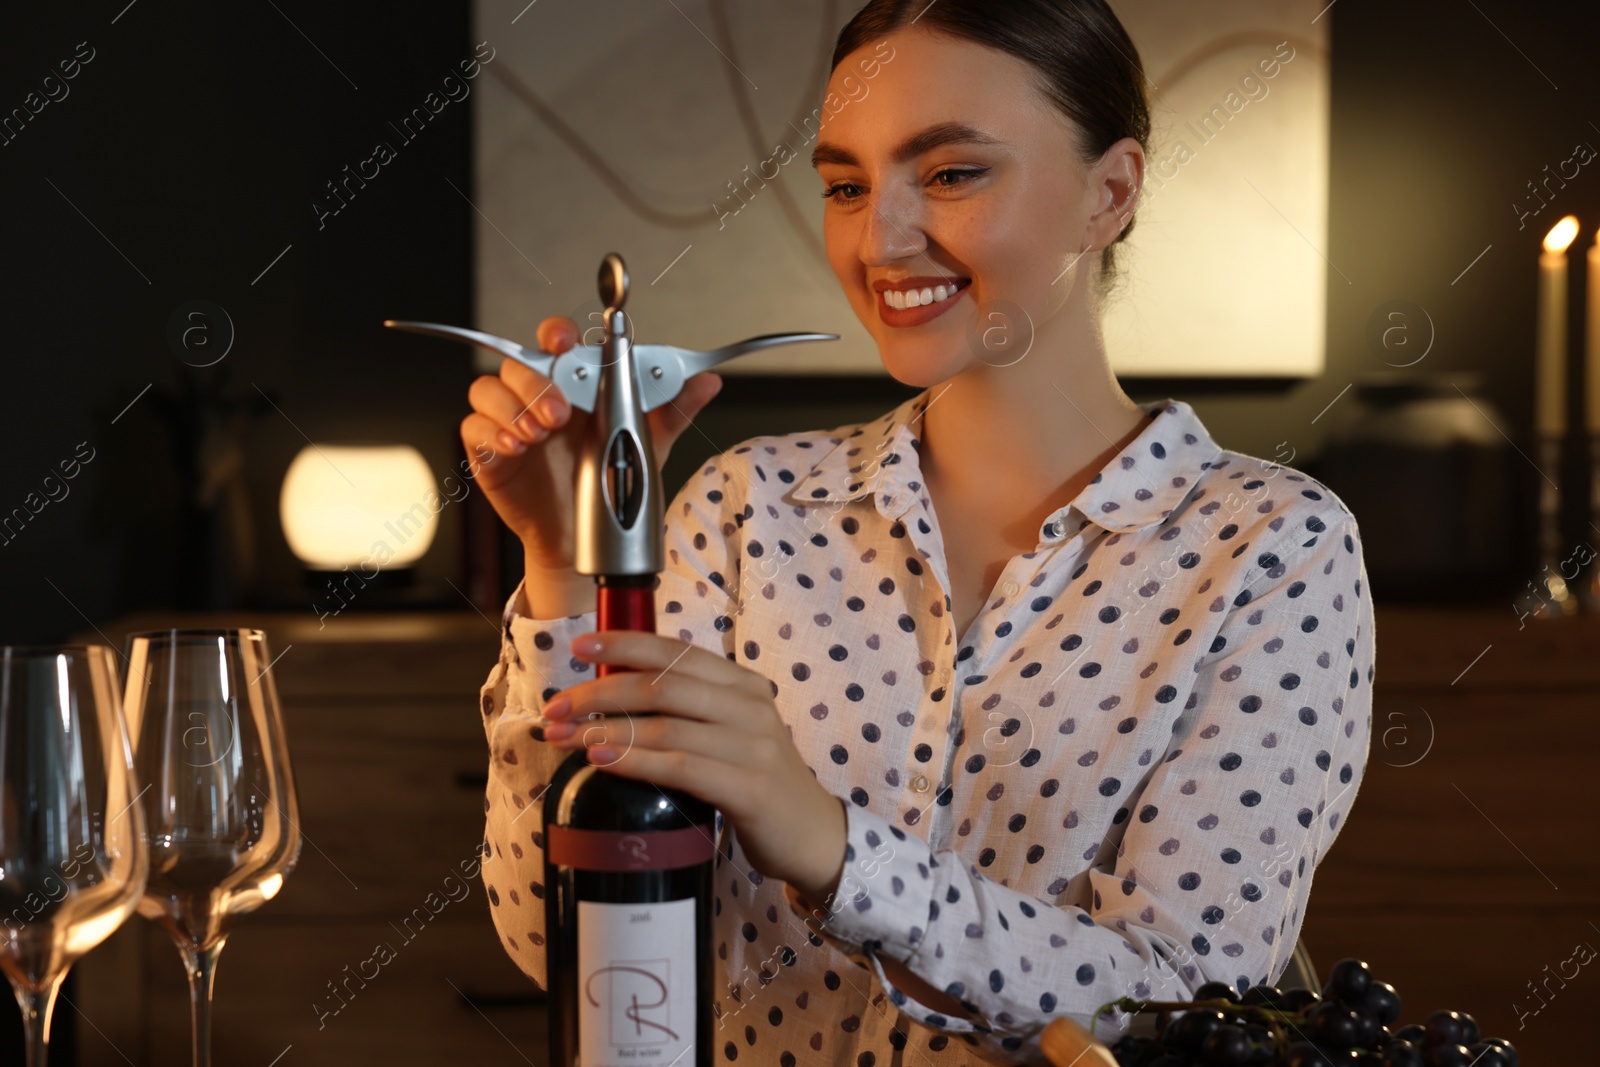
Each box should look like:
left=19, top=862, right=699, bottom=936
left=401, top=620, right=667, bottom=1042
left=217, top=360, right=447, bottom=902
left=884, top=281, right=964, bottom=310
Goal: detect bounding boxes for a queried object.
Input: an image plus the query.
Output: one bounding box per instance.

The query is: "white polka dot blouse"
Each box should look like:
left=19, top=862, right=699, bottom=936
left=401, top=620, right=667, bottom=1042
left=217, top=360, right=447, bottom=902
left=477, top=391, right=1376, bottom=1064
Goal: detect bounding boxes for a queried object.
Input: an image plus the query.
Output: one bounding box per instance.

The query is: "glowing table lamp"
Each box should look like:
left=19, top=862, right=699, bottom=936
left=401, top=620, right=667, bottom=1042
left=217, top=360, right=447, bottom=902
left=279, top=444, right=438, bottom=576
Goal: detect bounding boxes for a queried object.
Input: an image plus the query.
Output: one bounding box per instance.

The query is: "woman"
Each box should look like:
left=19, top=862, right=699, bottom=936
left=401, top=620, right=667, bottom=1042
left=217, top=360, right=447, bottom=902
left=465, top=0, right=1375, bottom=1062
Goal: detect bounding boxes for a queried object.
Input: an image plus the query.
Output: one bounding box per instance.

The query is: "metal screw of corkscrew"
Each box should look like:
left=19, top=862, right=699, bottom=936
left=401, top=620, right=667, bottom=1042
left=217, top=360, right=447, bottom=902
left=384, top=252, right=838, bottom=575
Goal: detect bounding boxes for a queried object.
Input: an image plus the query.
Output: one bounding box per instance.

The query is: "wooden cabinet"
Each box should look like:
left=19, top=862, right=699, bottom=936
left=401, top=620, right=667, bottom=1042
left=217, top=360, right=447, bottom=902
left=1301, top=604, right=1595, bottom=1064
left=72, top=611, right=548, bottom=1067
left=67, top=604, right=1590, bottom=1063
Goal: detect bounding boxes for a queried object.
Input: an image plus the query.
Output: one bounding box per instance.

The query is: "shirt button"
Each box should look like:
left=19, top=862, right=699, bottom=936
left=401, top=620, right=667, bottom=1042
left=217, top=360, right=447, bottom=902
left=910, top=774, right=931, bottom=793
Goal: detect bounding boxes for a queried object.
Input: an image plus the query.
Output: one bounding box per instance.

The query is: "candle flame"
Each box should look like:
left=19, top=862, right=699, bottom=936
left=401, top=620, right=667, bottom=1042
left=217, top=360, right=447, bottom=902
left=1544, top=215, right=1579, bottom=255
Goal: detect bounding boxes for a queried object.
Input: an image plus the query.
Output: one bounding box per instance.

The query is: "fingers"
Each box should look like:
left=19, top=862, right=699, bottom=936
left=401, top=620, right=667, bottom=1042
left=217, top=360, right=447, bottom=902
left=546, top=660, right=764, bottom=729
left=573, top=631, right=768, bottom=698
left=649, top=372, right=722, bottom=453
left=545, top=712, right=756, bottom=771
left=461, top=411, right=526, bottom=462
left=537, top=315, right=580, bottom=355
left=498, top=357, right=571, bottom=433
left=467, top=374, right=547, bottom=449
left=677, top=371, right=723, bottom=421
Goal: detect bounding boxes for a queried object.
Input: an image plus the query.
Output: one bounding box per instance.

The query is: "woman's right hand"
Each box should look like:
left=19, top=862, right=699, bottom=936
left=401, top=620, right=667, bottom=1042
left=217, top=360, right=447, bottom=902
left=460, top=316, right=723, bottom=612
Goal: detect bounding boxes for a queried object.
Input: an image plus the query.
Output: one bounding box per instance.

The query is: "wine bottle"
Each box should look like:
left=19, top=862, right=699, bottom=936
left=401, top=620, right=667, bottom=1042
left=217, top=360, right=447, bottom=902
left=386, top=254, right=836, bottom=1066
left=544, top=576, right=716, bottom=1067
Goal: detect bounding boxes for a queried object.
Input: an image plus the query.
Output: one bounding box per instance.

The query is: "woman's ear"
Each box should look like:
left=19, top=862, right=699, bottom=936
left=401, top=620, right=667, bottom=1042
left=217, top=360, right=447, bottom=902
left=1088, top=136, right=1144, bottom=250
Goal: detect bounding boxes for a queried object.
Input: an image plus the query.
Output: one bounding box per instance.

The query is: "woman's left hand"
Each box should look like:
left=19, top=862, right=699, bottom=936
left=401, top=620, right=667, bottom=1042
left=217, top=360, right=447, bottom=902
left=539, top=630, right=849, bottom=902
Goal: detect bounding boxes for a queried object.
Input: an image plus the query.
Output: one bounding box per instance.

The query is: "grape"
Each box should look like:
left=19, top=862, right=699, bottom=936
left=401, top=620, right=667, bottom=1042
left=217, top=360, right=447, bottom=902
left=1351, top=1009, right=1381, bottom=1049
left=1305, top=1003, right=1361, bottom=1049
left=1279, top=988, right=1322, bottom=1013
left=1362, top=981, right=1402, bottom=1025
left=1242, top=983, right=1284, bottom=1007
left=1168, top=1008, right=1229, bottom=1052
left=1099, top=967, right=1518, bottom=1067
left=1464, top=1045, right=1508, bottom=1067
left=1200, top=1024, right=1251, bottom=1064
left=1243, top=1022, right=1276, bottom=1066
left=1482, top=1037, right=1519, bottom=1067
left=1378, top=1042, right=1424, bottom=1067
left=1421, top=1011, right=1464, bottom=1048
left=1421, top=1044, right=1470, bottom=1067
left=1283, top=1042, right=1336, bottom=1067
left=1324, top=959, right=1373, bottom=1005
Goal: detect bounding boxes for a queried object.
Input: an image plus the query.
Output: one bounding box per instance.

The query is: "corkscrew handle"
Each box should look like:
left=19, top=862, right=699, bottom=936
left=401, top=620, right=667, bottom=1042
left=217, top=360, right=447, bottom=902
left=589, top=256, right=657, bottom=679
left=384, top=252, right=840, bottom=638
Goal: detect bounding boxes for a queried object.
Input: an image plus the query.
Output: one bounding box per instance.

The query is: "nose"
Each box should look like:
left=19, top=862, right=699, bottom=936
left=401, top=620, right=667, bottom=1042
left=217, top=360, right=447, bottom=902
left=858, top=186, right=926, bottom=266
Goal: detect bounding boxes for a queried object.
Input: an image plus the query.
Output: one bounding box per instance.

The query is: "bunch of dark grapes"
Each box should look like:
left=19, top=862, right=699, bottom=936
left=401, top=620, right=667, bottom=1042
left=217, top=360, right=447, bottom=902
left=1101, top=958, right=1519, bottom=1066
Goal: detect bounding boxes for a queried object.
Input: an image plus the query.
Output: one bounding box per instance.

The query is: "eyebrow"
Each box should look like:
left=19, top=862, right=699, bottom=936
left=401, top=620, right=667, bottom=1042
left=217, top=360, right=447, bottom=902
left=810, top=121, right=1005, bottom=169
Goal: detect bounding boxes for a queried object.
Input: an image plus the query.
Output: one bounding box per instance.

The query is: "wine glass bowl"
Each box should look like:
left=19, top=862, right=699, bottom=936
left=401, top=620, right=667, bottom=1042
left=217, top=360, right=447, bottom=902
left=123, top=628, right=302, bottom=1067
left=0, top=644, right=149, bottom=1067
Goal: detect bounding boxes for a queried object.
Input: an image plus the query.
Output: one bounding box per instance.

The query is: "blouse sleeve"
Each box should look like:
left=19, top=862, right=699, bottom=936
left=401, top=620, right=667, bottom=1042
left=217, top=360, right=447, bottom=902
left=477, top=455, right=742, bottom=987
left=784, top=517, right=1375, bottom=1060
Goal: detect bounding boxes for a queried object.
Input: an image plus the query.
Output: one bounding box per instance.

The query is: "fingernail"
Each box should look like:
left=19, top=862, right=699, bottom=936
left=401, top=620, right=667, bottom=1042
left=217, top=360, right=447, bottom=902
left=538, top=397, right=565, bottom=425
left=497, top=431, right=526, bottom=455
left=544, top=694, right=571, bottom=719
left=588, top=744, right=618, bottom=763
left=515, top=414, right=544, bottom=441
left=572, top=635, right=604, bottom=656
left=544, top=720, right=576, bottom=740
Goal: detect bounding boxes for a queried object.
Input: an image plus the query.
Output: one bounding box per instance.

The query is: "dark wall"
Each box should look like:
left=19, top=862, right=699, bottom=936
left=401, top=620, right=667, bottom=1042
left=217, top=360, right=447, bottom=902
left=0, top=1, right=474, bottom=643
left=5, top=0, right=1600, bottom=646
left=0, top=2, right=474, bottom=1056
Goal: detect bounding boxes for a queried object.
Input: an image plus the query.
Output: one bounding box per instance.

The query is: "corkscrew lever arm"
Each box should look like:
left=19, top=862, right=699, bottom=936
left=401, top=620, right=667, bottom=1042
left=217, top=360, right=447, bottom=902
left=382, top=320, right=555, bottom=375
left=383, top=320, right=838, bottom=415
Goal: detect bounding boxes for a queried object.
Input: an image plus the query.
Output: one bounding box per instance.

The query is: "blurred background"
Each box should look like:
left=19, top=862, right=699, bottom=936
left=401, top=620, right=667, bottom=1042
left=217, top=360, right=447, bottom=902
left=2, top=0, right=1597, bottom=1063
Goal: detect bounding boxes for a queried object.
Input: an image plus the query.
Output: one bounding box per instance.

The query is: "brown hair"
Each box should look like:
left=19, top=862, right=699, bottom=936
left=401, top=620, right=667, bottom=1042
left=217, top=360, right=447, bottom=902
left=829, top=0, right=1151, bottom=288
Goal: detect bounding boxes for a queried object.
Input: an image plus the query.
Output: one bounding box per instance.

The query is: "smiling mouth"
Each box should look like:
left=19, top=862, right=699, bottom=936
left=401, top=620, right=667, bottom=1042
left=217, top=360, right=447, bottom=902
left=880, top=279, right=971, bottom=310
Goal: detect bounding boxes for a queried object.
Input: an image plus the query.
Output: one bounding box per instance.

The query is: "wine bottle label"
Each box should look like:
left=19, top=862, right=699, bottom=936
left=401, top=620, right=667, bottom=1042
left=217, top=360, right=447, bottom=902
left=547, top=824, right=714, bottom=872
left=577, top=897, right=697, bottom=1065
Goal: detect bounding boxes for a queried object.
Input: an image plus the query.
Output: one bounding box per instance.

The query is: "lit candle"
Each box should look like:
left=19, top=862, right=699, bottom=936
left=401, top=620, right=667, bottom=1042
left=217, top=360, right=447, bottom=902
left=1589, top=227, right=1600, bottom=435
left=1537, top=215, right=1579, bottom=437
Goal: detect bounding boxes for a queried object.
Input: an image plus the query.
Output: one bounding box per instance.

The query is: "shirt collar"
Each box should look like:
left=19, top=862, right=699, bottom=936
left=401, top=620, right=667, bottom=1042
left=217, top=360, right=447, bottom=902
left=785, top=392, right=1225, bottom=534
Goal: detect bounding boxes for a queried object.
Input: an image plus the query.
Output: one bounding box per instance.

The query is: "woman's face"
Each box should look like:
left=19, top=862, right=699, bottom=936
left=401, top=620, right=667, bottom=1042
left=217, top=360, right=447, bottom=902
left=812, top=25, right=1139, bottom=388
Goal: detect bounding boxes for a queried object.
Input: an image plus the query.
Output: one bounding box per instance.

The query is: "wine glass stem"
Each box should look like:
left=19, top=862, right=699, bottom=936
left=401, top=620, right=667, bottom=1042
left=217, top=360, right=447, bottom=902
left=12, top=977, right=65, bottom=1067
left=182, top=942, right=226, bottom=1067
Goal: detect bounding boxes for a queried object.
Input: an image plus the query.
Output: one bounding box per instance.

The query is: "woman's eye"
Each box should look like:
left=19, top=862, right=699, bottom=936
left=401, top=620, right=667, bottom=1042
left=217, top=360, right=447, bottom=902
left=932, top=167, right=988, bottom=188
left=821, top=167, right=989, bottom=203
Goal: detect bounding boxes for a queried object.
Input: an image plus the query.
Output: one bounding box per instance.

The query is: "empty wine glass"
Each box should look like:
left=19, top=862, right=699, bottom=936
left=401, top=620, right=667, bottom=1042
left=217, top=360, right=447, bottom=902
left=0, top=644, right=149, bottom=1067
left=122, top=628, right=302, bottom=1067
